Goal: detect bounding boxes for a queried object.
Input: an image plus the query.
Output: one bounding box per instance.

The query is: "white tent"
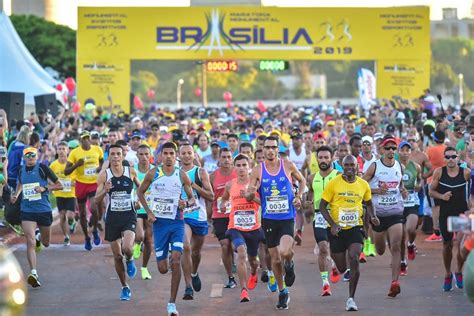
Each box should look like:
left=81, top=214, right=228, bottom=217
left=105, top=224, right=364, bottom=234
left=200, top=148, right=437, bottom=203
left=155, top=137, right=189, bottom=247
left=0, top=11, right=59, bottom=105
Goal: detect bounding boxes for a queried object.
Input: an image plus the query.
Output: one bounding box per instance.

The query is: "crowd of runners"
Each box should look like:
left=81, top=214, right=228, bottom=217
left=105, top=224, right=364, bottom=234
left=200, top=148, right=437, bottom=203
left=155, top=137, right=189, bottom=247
left=1, top=96, right=474, bottom=314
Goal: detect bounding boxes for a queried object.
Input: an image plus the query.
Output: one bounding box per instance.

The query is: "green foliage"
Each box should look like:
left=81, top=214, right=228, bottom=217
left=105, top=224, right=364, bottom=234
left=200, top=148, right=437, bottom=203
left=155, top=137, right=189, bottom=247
left=10, top=14, right=76, bottom=78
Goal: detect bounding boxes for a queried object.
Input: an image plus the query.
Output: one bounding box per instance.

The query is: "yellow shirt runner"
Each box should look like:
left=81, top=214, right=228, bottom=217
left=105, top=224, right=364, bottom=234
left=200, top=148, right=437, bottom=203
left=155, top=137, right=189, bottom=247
left=50, top=160, right=76, bottom=198
left=67, top=145, right=103, bottom=184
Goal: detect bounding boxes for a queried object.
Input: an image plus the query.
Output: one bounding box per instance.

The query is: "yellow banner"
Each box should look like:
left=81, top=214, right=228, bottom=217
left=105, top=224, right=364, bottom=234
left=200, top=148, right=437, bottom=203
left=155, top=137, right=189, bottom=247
left=77, top=6, right=430, bottom=111
left=376, top=60, right=430, bottom=100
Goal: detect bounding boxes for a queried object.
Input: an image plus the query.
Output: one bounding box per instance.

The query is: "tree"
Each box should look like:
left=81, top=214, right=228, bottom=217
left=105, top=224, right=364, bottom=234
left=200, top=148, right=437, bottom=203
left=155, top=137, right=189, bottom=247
left=10, top=15, right=76, bottom=78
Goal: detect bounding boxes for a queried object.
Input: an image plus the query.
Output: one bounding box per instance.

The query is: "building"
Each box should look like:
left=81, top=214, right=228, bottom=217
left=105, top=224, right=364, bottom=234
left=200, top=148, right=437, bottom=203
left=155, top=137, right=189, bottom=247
left=431, top=8, right=474, bottom=40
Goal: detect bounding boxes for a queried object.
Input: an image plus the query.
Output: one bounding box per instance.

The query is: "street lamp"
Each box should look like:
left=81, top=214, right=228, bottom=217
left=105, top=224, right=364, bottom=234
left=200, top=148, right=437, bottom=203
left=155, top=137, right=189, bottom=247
left=459, top=73, right=464, bottom=106
left=177, top=78, right=184, bottom=109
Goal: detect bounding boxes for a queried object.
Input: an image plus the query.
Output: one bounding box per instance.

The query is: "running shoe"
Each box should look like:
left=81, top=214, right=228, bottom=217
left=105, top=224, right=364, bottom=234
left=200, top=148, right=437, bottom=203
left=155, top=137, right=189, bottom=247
left=400, top=262, right=407, bottom=276
left=368, top=243, right=377, bottom=257
left=407, top=244, right=416, bottom=261
left=64, top=236, right=71, bottom=246
left=69, top=220, right=77, bottom=234
left=182, top=286, right=194, bottom=300
left=133, top=243, right=141, bottom=260
left=330, top=267, right=341, bottom=283
left=240, top=288, right=250, bottom=302
left=35, top=229, right=42, bottom=253
left=27, top=273, right=41, bottom=288
left=388, top=280, right=401, bottom=297
left=267, top=275, right=277, bottom=292
left=247, top=273, right=258, bottom=290
left=84, top=237, right=92, bottom=251
left=321, top=283, right=332, bottom=296
left=191, top=273, right=202, bottom=292
left=294, top=229, right=303, bottom=246
left=284, top=260, right=296, bottom=287
left=455, top=272, right=463, bottom=289
left=424, top=233, right=442, bottom=242
left=443, top=274, right=453, bottom=292
left=126, top=259, right=137, bottom=278
left=276, top=288, right=290, bottom=310
left=343, top=269, right=351, bottom=282
left=167, top=303, right=179, bottom=316
left=92, top=230, right=101, bottom=246
left=261, top=270, right=269, bottom=283
left=224, top=277, right=237, bottom=289
left=141, top=267, right=152, bottom=280
left=120, top=286, right=131, bottom=301
left=363, top=239, right=370, bottom=256
left=359, top=252, right=367, bottom=263
left=346, top=298, right=358, bottom=311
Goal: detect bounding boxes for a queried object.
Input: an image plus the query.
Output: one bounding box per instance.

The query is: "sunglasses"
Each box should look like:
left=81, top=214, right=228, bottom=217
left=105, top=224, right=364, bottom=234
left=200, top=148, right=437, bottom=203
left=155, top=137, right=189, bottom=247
left=362, top=142, right=371, bottom=146
left=264, top=146, right=278, bottom=150
left=444, top=155, right=458, bottom=160
left=152, top=128, right=159, bottom=132
left=384, top=146, right=397, bottom=151
left=221, top=133, right=228, bottom=136
left=102, top=141, right=110, bottom=144
left=24, top=153, right=36, bottom=158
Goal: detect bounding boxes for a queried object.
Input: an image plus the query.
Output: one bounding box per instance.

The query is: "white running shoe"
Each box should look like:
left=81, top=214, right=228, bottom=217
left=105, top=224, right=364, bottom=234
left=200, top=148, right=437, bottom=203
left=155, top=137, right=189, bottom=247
left=346, top=298, right=358, bottom=311
left=167, top=303, right=179, bottom=316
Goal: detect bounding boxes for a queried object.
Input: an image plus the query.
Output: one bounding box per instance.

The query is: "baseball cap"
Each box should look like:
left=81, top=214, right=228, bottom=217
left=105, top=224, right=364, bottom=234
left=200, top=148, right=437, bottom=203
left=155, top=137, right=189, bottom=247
left=91, top=131, right=100, bottom=139
left=326, top=120, right=335, bottom=127
left=210, top=141, right=220, bottom=147
left=380, top=136, right=397, bottom=147
left=398, top=141, right=412, bottom=150
left=290, top=129, right=303, bottom=139
left=131, top=131, right=143, bottom=139
left=361, top=136, right=373, bottom=144
left=313, top=131, right=325, bottom=141
left=80, top=130, right=90, bottom=138
left=373, top=133, right=384, bottom=141
left=68, top=140, right=79, bottom=149
left=240, top=133, right=251, bottom=142
left=432, top=131, right=445, bottom=143
left=278, top=145, right=288, bottom=154
left=23, top=147, right=38, bottom=156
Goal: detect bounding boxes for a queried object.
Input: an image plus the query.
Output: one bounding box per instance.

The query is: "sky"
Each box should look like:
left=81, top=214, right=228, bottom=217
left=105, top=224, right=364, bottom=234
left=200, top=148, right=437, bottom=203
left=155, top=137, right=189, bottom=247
left=25, top=0, right=474, bottom=29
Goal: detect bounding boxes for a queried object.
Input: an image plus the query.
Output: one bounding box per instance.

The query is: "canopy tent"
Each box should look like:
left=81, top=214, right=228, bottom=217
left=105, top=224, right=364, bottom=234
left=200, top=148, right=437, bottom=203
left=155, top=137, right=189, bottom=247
left=0, top=11, right=59, bottom=105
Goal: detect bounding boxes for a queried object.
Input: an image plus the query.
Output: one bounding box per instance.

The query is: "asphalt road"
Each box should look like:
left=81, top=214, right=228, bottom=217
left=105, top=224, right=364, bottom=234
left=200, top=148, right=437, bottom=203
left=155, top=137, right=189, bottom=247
left=7, top=222, right=474, bottom=316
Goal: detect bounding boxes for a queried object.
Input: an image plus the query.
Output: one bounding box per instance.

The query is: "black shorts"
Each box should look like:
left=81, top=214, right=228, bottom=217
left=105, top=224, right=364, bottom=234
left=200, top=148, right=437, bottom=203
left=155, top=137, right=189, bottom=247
left=327, top=226, right=364, bottom=253
left=105, top=217, right=137, bottom=242
left=439, top=209, right=466, bottom=242
left=213, top=218, right=230, bottom=241
left=403, top=207, right=419, bottom=222
left=20, top=211, right=53, bottom=227
left=261, top=218, right=294, bottom=248
left=225, top=228, right=265, bottom=257
left=137, top=213, right=148, bottom=220
left=56, top=197, right=76, bottom=212
left=313, top=226, right=328, bottom=243
left=371, top=214, right=403, bottom=232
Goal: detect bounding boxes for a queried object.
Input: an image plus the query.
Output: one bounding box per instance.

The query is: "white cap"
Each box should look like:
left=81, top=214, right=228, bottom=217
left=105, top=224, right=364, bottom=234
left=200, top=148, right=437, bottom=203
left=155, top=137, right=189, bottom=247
left=362, top=135, right=373, bottom=144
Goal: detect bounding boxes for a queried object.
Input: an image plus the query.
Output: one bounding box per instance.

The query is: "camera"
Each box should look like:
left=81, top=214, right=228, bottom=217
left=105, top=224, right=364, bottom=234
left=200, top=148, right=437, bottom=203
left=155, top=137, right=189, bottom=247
left=447, top=216, right=474, bottom=232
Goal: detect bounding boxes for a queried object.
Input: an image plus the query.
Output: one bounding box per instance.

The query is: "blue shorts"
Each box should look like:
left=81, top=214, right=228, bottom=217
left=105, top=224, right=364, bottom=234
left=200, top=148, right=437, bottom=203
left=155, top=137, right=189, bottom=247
left=225, top=228, right=265, bottom=257
left=184, top=218, right=208, bottom=236
left=21, top=211, right=53, bottom=227
left=153, top=220, right=184, bottom=261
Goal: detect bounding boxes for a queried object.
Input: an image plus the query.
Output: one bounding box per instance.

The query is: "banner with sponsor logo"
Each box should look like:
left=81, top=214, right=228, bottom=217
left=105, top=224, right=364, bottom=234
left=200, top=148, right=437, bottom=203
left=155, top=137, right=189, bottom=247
left=357, top=68, right=376, bottom=111
left=77, top=6, right=430, bottom=111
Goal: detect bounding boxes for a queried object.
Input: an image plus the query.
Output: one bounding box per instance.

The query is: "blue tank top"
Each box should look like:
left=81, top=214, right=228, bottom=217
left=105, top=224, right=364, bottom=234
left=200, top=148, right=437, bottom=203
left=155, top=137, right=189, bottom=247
left=259, top=159, right=296, bottom=220
left=181, top=166, right=207, bottom=221
left=20, top=164, right=51, bottom=213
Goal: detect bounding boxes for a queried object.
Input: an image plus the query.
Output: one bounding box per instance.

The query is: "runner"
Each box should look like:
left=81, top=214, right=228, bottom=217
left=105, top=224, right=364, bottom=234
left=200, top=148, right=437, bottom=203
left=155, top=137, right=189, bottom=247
left=246, top=136, right=306, bottom=310
left=210, top=147, right=237, bottom=289
left=95, top=144, right=139, bottom=300
left=201, top=141, right=220, bottom=174
left=220, top=154, right=264, bottom=302
left=306, top=145, right=340, bottom=296
left=11, top=147, right=63, bottom=287
left=132, top=144, right=154, bottom=280
left=50, top=141, right=77, bottom=246
left=364, top=135, right=407, bottom=297
left=319, top=155, right=379, bottom=311
left=138, top=142, right=195, bottom=316
left=429, top=146, right=471, bottom=291
left=179, top=144, right=214, bottom=300
left=398, top=141, right=422, bottom=275
left=65, top=130, right=104, bottom=250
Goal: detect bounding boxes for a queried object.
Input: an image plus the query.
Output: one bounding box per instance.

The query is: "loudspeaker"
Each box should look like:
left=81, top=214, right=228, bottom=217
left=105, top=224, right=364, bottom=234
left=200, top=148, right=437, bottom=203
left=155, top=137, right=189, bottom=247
left=34, top=94, right=58, bottom=117
left=0, top=92, right=25, bottom=123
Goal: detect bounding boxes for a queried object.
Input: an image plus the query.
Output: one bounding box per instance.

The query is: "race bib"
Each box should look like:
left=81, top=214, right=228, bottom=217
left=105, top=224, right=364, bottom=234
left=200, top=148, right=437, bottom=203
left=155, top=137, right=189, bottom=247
left=23, top=183, right=41, bottom=201
left=84, top=167, right=97, bottom=176
left=338, top=208, right=359, bottom=227
left=217, top=197, right=231, bottom=214
left=110, top=192, right=132, bottom=212
left=265, top=195, right=289, bottom=214
left=379, top=193, right=398, bottom=206
left=234, top=210, right=256, bottom=230
left=403, top=191, right=419, bottom=208
left=151, top=196, right=176, bottom=219
left=60, top=179, right=72, bottom=193
left=314, top=212, right=328, bottom=229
